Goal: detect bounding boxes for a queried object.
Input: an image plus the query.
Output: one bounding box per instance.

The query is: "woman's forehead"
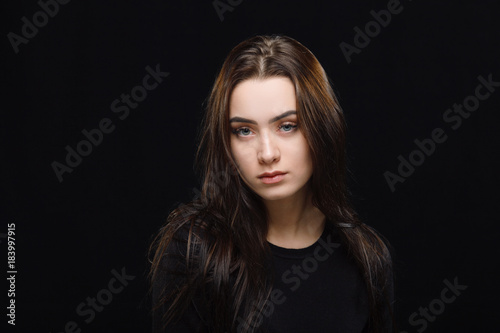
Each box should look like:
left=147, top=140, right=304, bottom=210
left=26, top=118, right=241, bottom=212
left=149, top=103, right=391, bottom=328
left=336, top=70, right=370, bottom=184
left=229, top=77, right=297, bottom=120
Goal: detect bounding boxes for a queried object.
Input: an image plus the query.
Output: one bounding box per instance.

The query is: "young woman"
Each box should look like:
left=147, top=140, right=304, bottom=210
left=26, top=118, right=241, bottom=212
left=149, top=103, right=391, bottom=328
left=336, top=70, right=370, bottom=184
left=149, top=35, right=395, bottom=333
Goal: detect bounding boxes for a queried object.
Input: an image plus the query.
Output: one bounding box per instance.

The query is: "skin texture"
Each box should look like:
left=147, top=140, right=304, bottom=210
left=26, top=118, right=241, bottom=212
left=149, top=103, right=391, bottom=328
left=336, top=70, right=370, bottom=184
left=229, top=77, right=325, bottom=248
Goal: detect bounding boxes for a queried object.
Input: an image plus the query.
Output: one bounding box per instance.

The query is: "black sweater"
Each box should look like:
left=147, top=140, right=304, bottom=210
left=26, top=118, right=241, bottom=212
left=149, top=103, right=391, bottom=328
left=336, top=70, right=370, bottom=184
left=152, top=225, right=394, bottom=332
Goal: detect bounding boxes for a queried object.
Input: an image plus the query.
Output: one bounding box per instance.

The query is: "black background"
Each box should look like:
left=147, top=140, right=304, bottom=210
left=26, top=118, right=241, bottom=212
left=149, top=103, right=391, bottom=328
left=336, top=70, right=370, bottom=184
left=4, top=0, right=500, bottom=332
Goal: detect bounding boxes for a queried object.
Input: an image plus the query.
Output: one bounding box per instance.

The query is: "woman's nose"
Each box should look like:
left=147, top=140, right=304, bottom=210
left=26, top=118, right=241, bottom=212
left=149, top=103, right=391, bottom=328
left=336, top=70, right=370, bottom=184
left=257, top=133, right=280, bottom=164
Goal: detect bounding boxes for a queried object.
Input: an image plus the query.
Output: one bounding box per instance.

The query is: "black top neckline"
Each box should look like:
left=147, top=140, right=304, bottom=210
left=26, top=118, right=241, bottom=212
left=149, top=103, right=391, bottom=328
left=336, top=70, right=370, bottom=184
left=267, top=224, right=332, bottom=259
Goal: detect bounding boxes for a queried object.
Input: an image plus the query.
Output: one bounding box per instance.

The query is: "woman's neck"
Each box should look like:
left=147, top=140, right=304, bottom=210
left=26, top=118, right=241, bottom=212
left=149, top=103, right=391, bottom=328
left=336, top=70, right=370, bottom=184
left=264, top=185, right=326, bottom=249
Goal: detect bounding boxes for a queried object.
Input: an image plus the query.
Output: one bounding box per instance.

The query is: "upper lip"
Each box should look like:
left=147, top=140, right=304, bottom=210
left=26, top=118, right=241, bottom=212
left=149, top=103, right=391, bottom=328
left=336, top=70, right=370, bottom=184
left=258, top=171, right=286, bottom=178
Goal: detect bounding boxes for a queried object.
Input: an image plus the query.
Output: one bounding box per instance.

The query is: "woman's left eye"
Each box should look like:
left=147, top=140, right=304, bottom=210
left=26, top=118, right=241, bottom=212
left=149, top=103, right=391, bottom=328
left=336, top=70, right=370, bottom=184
left=279, top=123, right=298, bottom=132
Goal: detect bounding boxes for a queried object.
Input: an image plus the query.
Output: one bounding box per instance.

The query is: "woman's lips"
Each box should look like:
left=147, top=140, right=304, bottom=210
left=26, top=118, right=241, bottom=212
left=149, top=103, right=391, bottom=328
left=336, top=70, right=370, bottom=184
left=259, top=173, right=286, bottom=184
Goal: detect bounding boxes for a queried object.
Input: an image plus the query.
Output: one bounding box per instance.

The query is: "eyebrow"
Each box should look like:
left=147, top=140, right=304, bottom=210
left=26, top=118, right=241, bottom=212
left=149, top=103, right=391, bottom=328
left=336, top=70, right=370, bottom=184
left=229, top=110, right=297, bottom=125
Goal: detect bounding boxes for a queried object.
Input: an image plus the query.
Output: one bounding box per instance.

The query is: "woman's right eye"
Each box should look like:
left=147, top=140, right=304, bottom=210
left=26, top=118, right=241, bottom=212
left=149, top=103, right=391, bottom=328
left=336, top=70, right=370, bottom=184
left=232, top=127, right=252, bottom=136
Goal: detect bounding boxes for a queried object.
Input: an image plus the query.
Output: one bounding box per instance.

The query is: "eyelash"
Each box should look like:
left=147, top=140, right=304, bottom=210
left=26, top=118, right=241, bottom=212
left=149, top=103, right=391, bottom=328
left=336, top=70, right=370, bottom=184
left=231, top=122, right=298, bottom=137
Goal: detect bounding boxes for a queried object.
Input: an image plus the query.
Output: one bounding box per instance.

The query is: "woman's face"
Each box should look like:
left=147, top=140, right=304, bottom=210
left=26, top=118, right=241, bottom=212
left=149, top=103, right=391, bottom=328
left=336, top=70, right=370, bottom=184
left=229, top=77, right=313, bottom=202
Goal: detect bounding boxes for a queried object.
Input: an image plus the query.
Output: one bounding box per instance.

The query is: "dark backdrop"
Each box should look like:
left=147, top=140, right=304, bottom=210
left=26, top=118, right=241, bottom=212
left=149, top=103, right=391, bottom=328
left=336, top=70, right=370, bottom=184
left=4, top=0, right=500, bottom=332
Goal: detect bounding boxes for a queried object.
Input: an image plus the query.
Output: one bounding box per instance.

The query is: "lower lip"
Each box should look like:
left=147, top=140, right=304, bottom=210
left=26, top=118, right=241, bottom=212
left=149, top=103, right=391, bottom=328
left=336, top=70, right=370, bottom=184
left=260, top=174, right=286, bottom=184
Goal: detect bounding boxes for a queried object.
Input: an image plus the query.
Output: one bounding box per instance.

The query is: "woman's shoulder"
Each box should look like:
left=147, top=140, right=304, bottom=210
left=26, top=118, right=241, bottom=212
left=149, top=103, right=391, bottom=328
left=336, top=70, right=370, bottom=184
left=151, top=206, right=213, bottom=332
left=157, top=204, right=221, bottom=265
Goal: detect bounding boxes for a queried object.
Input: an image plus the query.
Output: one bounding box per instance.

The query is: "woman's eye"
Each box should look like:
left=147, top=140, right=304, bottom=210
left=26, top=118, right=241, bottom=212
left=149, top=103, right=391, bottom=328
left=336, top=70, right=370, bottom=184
left=233, top=127, right=252, bottom=136
left=240, top=128, right=251, bottom=136
left=279, top=123, right=298, bottom=132
left=232, top=123, right=297, bottom=137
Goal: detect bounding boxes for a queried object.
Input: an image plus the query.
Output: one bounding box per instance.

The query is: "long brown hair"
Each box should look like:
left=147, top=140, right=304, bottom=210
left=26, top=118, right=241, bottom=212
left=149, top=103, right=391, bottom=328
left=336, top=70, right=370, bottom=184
left=149, top=35, right=395, bottom=332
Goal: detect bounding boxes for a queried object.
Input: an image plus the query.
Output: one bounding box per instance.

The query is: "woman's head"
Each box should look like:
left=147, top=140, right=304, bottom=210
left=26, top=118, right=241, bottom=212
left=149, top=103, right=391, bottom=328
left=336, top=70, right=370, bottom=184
left=198, top=35, right=350, bottom=217
left=229, top=76, right=314, bottom=203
